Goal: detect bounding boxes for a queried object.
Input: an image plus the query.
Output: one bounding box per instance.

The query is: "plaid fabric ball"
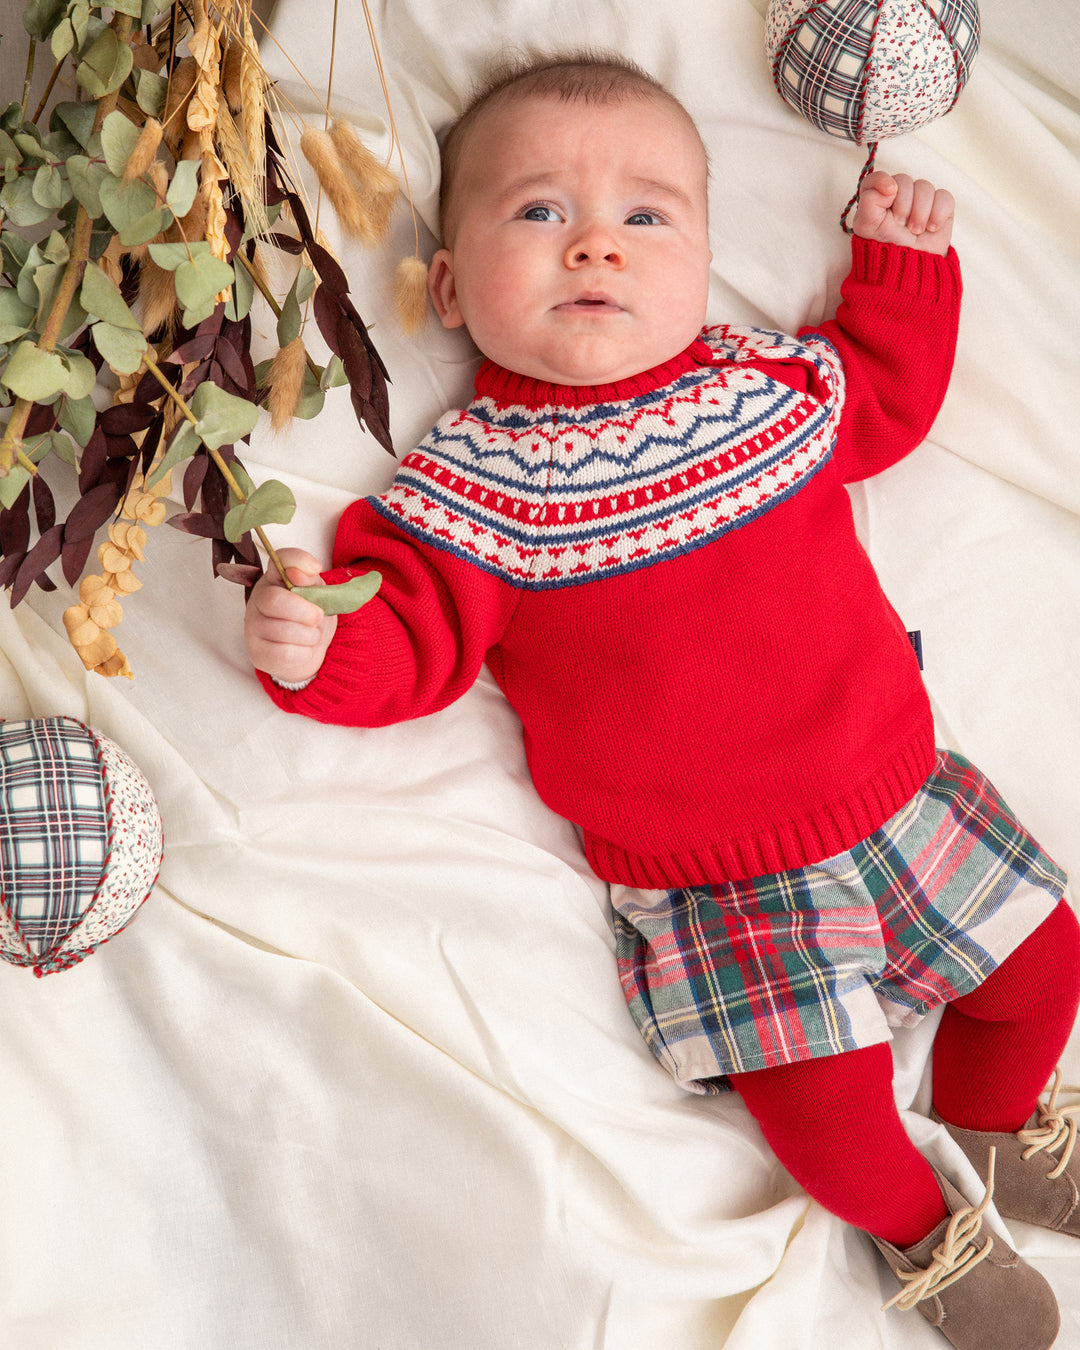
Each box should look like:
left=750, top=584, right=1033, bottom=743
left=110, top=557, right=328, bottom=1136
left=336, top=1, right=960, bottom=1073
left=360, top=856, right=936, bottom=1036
left=0, top=717, right=163, bottom=977
left=765, top=0, right=981, bottom=145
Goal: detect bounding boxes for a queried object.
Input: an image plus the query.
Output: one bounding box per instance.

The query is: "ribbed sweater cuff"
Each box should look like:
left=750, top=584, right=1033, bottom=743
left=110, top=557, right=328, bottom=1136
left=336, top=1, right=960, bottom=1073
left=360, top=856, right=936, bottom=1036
left=849, top=234, right=961, bottom=302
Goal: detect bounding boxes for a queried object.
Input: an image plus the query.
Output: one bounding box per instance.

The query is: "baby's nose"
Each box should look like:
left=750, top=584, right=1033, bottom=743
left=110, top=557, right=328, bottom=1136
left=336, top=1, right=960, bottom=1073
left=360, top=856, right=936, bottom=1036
left=565, top=225, right=625, bottom=268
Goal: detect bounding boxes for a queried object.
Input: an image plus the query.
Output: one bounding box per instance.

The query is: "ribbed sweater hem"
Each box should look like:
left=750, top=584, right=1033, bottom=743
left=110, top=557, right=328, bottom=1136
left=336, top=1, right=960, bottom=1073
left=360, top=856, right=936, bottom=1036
left=584, top=725, right=938, bottom=888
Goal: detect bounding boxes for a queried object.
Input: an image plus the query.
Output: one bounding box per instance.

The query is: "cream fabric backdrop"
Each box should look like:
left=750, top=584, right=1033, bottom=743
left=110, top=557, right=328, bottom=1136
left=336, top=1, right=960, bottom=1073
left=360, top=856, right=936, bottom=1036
left=1, top=2, right=1078, bottom=1346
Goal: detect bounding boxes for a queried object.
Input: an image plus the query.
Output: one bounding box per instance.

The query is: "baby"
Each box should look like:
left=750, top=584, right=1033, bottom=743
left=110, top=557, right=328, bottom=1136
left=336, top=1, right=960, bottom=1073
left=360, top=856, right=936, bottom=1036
left=245, top=53, right=1079, bottom=1348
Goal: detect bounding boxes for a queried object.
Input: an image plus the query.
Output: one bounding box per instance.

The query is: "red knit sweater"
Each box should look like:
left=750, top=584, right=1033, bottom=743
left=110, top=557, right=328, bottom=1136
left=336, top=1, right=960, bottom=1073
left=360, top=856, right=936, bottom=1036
left=261, top=237, right=962, bottom=886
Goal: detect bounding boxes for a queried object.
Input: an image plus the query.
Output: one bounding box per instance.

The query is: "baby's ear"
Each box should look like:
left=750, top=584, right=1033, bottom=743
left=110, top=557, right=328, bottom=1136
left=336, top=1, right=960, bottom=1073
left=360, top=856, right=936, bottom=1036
left=427, top=250, right=465, bottom=329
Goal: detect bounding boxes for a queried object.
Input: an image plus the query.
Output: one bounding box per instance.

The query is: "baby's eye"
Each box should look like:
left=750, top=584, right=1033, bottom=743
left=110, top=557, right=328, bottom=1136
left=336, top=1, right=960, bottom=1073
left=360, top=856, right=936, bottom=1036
left=626, top=210, right=664, bottom=226
left=521, top=204, right=561, bottom=222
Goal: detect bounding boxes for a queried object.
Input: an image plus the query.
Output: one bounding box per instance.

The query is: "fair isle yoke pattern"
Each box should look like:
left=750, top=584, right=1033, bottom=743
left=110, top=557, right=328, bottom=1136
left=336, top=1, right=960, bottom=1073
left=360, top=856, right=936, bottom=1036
left=371, top=327, right=846, bottom=589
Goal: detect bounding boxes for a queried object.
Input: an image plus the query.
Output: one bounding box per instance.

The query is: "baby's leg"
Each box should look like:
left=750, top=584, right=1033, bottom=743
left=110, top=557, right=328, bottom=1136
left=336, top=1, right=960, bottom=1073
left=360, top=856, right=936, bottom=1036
left=731, top=1040, right=1062, bottom=1348
left=932, top=899, right=1080, bottom=1132
left=930, top=899, right=1080, bottom=1238
left=729, top=1041, right=947, bottom=1247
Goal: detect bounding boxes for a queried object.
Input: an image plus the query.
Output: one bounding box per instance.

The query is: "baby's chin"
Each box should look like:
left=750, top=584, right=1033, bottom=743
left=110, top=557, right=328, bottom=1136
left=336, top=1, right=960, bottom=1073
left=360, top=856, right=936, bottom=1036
left=509, top=343, right=692, bottom=389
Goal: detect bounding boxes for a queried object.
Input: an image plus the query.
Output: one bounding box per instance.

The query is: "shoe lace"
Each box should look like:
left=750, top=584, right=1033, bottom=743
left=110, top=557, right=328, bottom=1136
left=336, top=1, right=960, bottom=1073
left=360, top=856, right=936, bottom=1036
left=881, top=1148, right=996, bottom=1313
left=1017, top=1068, right=1080, bottom=1181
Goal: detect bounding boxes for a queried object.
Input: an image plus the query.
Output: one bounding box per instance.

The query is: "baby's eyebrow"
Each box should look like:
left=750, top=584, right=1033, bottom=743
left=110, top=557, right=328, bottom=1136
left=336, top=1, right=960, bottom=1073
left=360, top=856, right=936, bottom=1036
left=496, top=171, right=694, bottom=207
left=629, top=176, right=693, bottom=206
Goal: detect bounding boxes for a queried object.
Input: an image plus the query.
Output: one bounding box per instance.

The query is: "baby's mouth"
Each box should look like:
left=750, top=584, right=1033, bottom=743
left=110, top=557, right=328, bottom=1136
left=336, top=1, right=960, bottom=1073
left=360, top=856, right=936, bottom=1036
left=560, top=293, right=621, bottom=311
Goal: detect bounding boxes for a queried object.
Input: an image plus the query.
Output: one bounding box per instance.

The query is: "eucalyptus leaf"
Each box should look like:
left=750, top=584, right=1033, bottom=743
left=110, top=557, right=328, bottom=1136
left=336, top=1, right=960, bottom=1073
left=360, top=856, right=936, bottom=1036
left=228, top=461, right=257, bottom=498
left=148, top=419, right=201, bottom=487
left=0, top=128, right=20, bottom=170
left=0, top=464, right=32, bottom=510
left=292, top=571, right=382, bottom=615
left=31, top=163, right=69, bottom=212
left=77, top=28, right=134, bottom=100
left=224, top=252, right=254, bottom=322
left=14, top=131, right=47, bottom=161
left=53, top=102, right=96, bottom=150
left=320, top=355, right=349, bottom=390
left=191, top=381, right=258, bottom=451
left=0, top=175, right=55, bottom=227
left=276, top=275, right=303, bottom=348
left=56, top=392, right=96, bottom=447
left=81, top=262, right=141, bottom=330
left=66, top=155, right=106, bottom=217
left=0, top=288, right=35, bottom=343
left=148, top=240, right=199, bottom=272
left=142, top=0, right=175, bottom=18
left=70, top=1, right=91, bottom=47
left=174, top=254, right=234, bottom=316
left=165, top=159, right=199, bottom=218
left=100, top=110, right=142, bottom=177
left=119, top=206, right=169, bottom=249
left=91, top=320, right=147, bottom=375
left=30, top=261, right=65, bottom=329
left=22, top=0, right=67, bottom=39
left=0, top=340, right=69, bottom=401
left=98, top=171, right=157, bottom=234
left=42, top=231, right=70, bottom=265
left=50, top=16, right=76, bottom=61
left=223, top=479, right=297, bottom=543
left=108, top=0, right=145, bottom=17
left=132, top=68, right=167, bottom=119
left=292, top=366, right=325, bottom=421
left=57, top=348, right=97, bottom=401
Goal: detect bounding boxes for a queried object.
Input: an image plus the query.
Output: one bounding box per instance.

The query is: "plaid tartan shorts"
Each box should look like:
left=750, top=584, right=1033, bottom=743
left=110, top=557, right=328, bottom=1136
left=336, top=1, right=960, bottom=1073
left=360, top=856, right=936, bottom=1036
left=611, top=751, right=1067, bottom=1093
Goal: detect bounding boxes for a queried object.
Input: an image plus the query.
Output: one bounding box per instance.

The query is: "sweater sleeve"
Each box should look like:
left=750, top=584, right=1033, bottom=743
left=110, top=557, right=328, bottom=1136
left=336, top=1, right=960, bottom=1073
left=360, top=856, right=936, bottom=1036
left=257, top=495, right=519, bottom=727
left=802, top=235, right=962, bottom=484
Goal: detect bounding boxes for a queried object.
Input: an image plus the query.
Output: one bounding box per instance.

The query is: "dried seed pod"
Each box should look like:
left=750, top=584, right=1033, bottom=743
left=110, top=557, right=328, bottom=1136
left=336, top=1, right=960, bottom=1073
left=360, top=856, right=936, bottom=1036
left=266, top=336, right=308, bottom=432
left=123, top=118, right=164, bottom=183
left=394, top=256, right=430, bottom=334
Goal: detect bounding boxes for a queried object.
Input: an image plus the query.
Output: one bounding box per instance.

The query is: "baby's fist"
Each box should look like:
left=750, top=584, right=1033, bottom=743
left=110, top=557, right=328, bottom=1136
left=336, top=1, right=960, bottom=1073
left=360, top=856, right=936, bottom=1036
left=852, top=171, right=954, bottom=255
left=244, top=547, right=337, bottom=685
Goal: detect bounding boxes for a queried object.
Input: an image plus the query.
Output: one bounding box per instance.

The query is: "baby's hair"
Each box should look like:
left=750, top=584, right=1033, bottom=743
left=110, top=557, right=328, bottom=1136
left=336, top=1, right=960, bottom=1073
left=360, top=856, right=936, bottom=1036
left=437, top=49, right=704, bottom=244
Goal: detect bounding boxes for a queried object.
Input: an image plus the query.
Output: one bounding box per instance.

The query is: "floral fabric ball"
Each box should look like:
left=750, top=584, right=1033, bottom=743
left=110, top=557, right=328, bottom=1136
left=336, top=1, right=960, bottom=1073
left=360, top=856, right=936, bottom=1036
left=0, top=717, right=164, bottom=976
left=765, top=0, right=981, bottom=145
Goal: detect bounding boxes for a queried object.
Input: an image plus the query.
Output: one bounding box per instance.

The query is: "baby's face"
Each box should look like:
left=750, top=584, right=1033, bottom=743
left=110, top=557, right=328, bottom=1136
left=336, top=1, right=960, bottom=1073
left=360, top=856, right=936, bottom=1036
left=428, top=91, right=712, bottom=386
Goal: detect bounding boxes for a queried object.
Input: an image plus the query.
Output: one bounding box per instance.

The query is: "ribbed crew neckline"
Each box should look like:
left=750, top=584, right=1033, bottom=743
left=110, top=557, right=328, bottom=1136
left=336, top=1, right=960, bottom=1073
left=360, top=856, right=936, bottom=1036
left=473, top=338, right=714, bottom=410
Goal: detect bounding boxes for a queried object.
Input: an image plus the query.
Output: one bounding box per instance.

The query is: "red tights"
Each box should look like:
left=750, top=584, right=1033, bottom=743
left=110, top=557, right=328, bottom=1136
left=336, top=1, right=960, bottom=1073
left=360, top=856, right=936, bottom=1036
left=729, top=901, right=1080, bottom=1249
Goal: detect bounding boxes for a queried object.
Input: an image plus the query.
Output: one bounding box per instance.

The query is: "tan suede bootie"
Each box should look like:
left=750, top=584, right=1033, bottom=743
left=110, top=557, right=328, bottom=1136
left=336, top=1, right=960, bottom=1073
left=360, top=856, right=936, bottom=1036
left=933, top=1070, right=1080, bottom=1237
left=870, top=1155, right=1060, bottom=1350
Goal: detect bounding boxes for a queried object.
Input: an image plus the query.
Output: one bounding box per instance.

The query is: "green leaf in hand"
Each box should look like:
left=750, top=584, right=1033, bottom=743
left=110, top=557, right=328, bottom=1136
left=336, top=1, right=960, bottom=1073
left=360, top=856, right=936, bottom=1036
left=292, top=571, right=381, bottom=615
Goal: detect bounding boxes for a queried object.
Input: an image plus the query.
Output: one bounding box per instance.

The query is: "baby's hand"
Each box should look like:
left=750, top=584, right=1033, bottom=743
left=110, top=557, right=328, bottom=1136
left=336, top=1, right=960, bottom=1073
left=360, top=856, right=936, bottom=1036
left=851, top=170, right=954, bottom=255
left=244, top=547, right=337, bottom=685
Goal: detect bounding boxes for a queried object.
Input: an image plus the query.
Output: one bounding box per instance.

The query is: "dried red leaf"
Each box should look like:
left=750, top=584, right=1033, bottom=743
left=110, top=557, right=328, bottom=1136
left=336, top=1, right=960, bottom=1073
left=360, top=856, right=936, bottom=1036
left=213, top=337, right=251, bottom=394
left=32, top=474, right=56, bottom=534
left=183, top=451, right=209, bottom=510
left=101, top=403, right=157, bottom=435
left=168, top=331, right=217, bottom=365
left=0, top=497, right=31, bottom=555
left=106, top=434, right=137, bottom=459
left=64, top=482, right=122, bottom=541
left=77, top=431, right=106, bottom=497
left=337, top=314, right=373, bottom=403
left=0, top=552, right=24, bottom=591
left=11, top=524, right=63, bottom=607
left=268, top=231, right=305, bottom=255
left=305, top=240, right=349, bottom=297
left=216, top=562, right=262, bottom=586
left=167, top=511, right=224, bottom=539
left=25, top=402, right=57, bottom=437
left=61, top=534, right=95, bottom=588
